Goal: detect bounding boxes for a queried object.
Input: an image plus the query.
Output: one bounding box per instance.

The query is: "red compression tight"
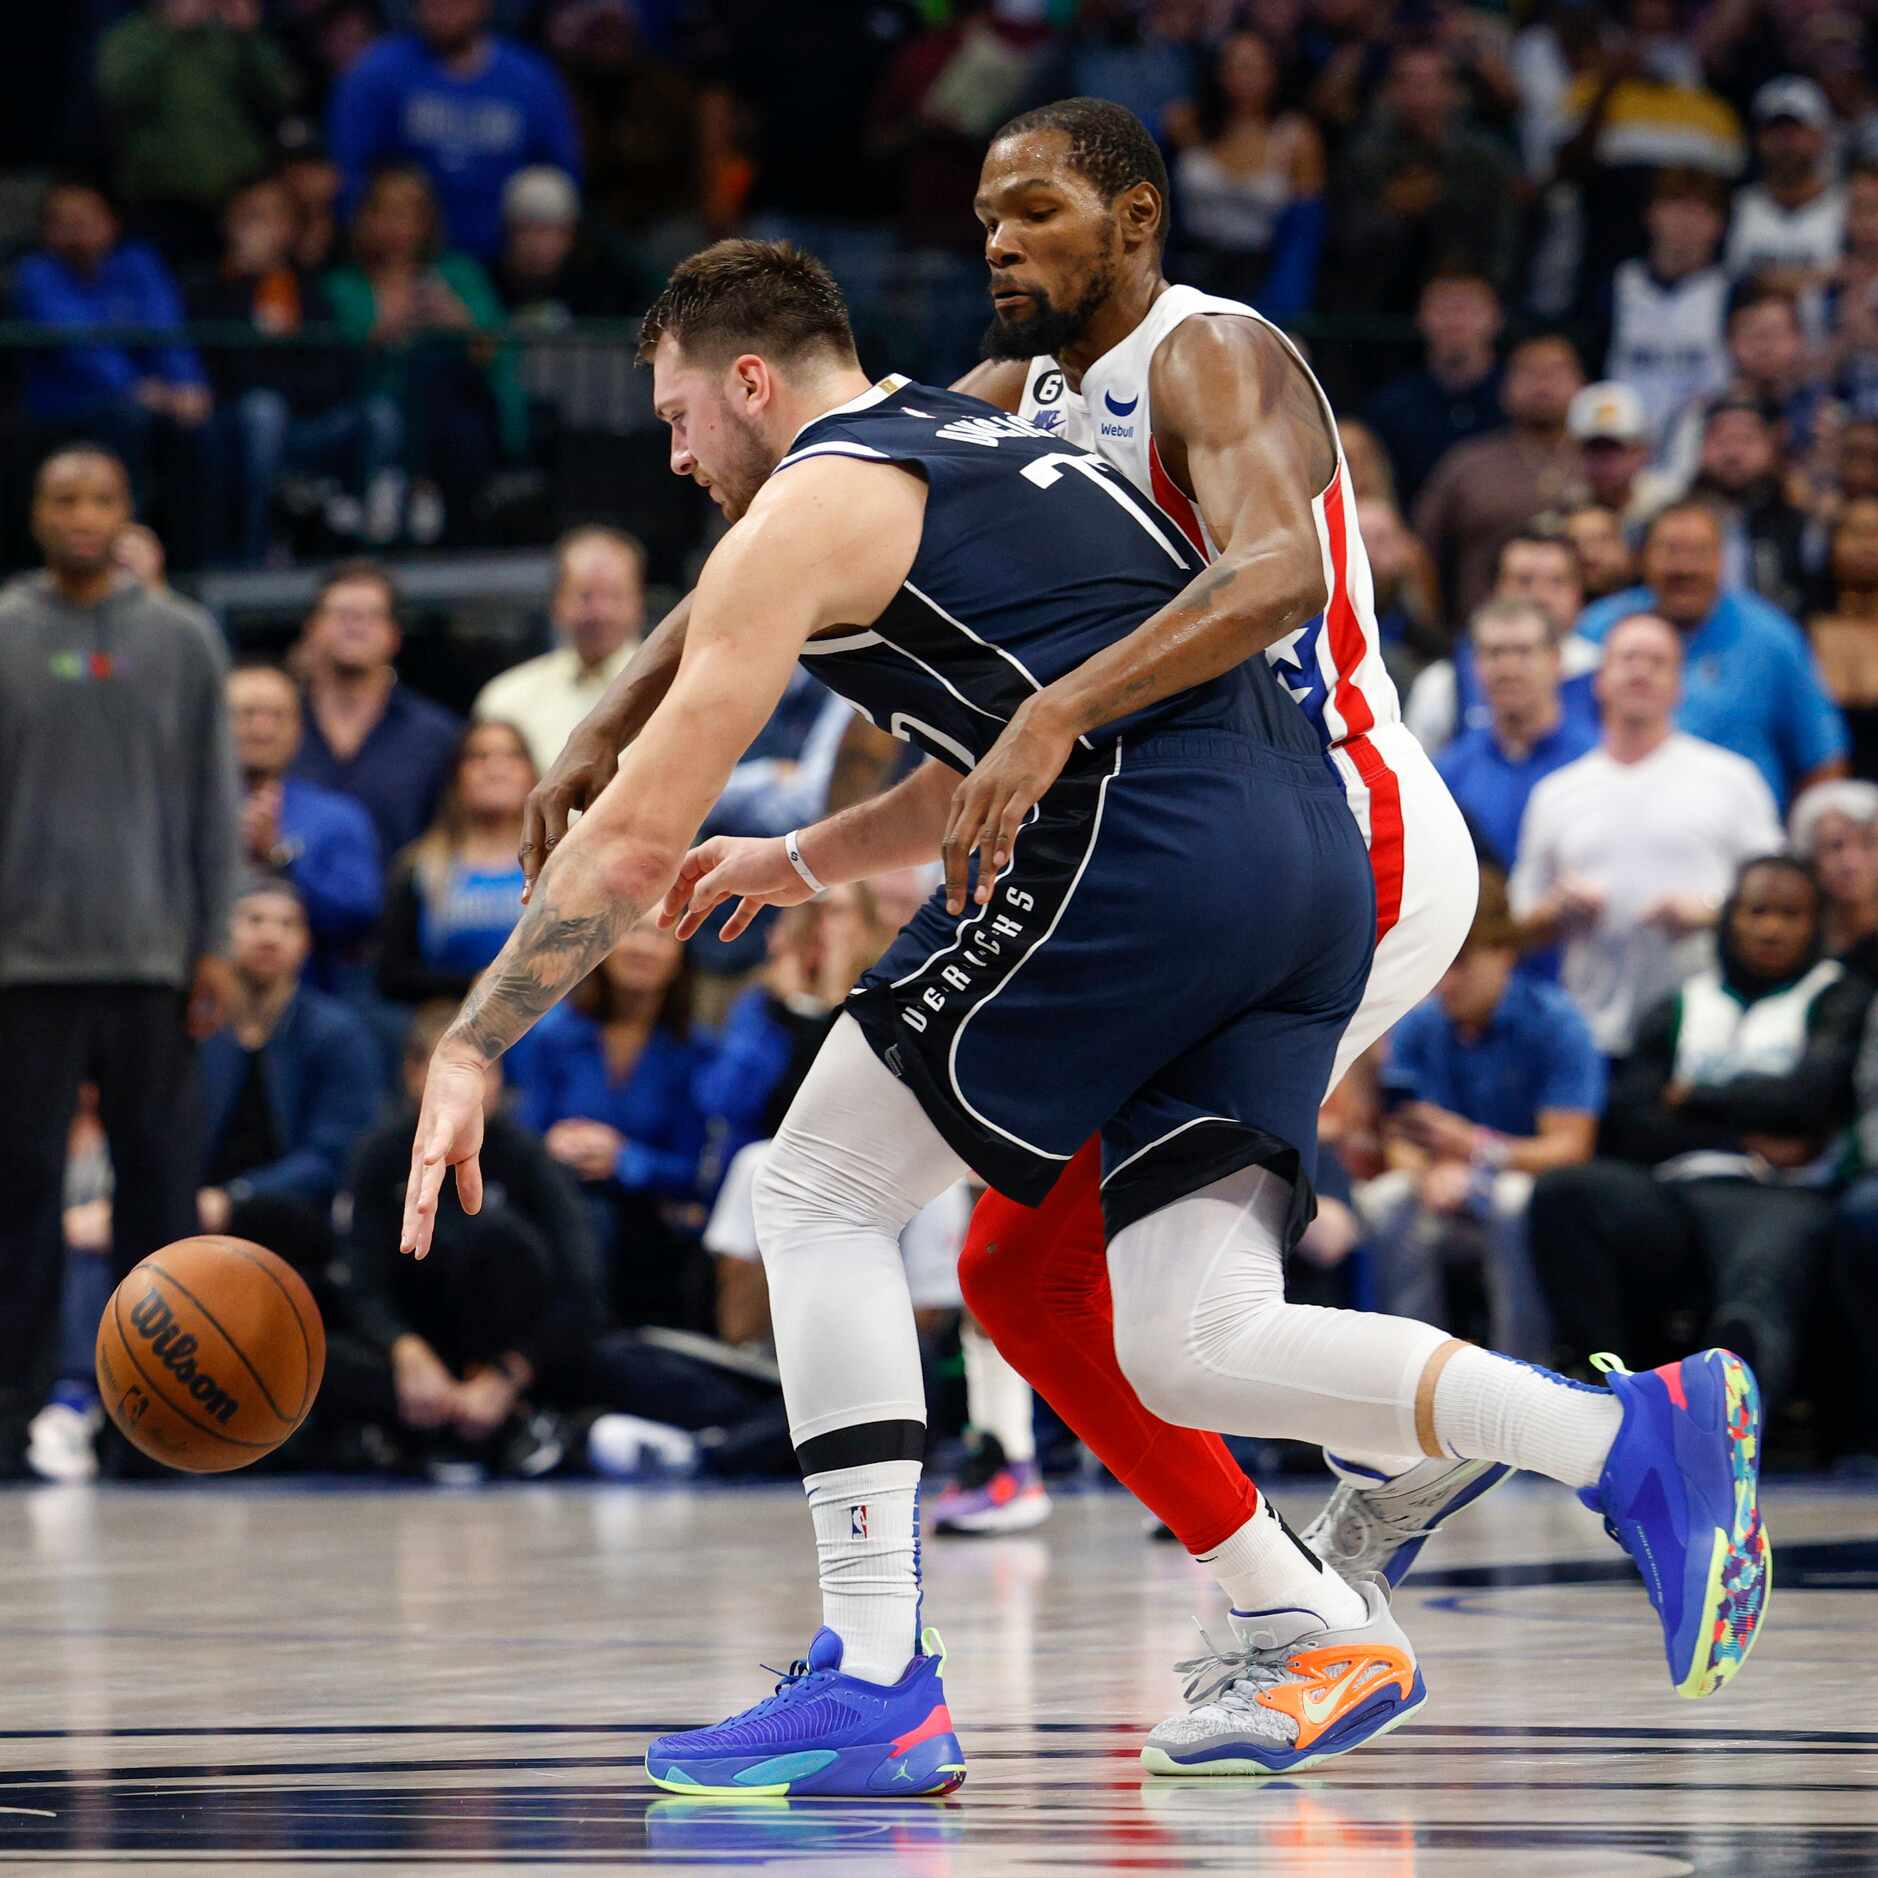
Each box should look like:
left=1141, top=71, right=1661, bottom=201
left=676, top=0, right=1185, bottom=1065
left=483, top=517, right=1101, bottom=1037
left=956, top=1139, right=1259, bottom=1555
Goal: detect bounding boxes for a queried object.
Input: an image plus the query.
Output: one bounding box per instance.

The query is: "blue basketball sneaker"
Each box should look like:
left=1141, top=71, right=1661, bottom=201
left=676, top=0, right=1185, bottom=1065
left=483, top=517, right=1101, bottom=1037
left=645, top=1626, right=966, bottom=1798
left=1581, top=1349, right=1770, bottom=1700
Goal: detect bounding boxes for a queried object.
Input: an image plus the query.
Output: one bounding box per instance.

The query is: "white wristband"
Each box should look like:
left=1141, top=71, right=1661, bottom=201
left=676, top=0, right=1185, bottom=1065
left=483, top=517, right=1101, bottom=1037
left=784, top=829, right=828, bottom=896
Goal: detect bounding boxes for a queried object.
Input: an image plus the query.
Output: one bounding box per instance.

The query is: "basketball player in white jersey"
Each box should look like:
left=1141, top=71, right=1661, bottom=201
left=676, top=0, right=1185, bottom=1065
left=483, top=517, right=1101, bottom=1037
left=517, top=106, right=1767, bottom=1771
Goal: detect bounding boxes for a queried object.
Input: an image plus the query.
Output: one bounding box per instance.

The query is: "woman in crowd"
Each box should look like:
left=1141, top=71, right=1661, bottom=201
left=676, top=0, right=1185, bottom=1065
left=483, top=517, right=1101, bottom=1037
left=513, top=927, right=714, bottom=1328
left=1807, top=494, right=1878, bottom=777
left=1166, top=29, right=1325, bottom=317
left=378, top=721, right=536, bottom=1007
left=1528, top=855, right=1869, bottom=1419
left=1791, top=780, right=1878, bottom=979
left=324, top=163, right=523, bottom=540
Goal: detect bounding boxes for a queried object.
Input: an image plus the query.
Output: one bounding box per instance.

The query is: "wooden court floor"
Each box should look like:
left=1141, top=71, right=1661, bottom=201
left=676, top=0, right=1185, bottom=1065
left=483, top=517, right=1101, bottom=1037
left=1, top=1476, right=1874, bottom=1875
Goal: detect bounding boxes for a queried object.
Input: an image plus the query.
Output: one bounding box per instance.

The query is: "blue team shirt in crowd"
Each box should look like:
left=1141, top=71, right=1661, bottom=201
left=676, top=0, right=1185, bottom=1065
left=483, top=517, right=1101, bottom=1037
left=415, top=861, right=524, bottom=977
left=1385, top=975, right=1606, bottom=1137
left=329, top=33, right=581, bottom=259
left=1575, top=584, right=1847, bottom=806
left=1449, top=637, right=1600, bottom=746
left=290, top=684, right=463, bottom=861
left=1435, top=716, right=1599, bottom=873
left=11, top=242, right=205, bottom=419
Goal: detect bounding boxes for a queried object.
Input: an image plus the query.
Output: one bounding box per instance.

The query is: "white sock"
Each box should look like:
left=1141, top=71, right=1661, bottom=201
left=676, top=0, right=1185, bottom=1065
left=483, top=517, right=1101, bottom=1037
left=961, top=1318, right=1037, bottom=1465
left=805, top=1460, right=922, bottom=1685
left=1196, top=1496, right=1367, bottom=1629
left=1433, top=1347, right=1623, bottom=1490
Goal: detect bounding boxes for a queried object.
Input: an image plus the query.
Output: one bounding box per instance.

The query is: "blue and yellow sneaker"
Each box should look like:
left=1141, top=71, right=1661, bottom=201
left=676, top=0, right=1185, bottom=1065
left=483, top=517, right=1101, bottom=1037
left=645, top=1626, right=967, bottom=1798
left=1581, top=1349, right=1771, bottom=1700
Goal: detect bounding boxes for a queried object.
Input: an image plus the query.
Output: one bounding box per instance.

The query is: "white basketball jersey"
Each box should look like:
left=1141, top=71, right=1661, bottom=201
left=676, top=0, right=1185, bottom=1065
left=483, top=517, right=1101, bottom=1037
left=1606, top=260, right=1730, bottom=448
left=1015, top=284, right=1401, bottom=751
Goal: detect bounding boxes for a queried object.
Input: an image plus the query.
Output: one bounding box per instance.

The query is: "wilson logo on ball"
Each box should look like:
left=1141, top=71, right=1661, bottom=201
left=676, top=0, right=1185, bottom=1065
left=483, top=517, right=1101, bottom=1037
left=128, top=1287, right=241, bottom=1425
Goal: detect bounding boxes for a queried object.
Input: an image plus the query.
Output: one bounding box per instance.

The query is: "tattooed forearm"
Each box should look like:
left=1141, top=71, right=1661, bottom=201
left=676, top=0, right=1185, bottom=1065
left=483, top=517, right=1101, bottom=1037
left=443, top=866, right=634, bottom=1064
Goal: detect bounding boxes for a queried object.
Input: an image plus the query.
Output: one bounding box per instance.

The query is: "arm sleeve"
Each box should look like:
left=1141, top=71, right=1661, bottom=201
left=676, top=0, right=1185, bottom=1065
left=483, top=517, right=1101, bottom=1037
left=235, top=1015, right=381, bottom=1202
left=1677, top=977, right=1871, bottom=1137
left=188, top=625, right=240, bottom=963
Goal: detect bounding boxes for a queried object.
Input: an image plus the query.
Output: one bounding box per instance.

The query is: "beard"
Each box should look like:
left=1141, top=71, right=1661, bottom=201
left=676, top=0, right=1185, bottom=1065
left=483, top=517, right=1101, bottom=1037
left=980, top=265, right=1114, bottom=363
left=711, top=408, right=782, bottom=523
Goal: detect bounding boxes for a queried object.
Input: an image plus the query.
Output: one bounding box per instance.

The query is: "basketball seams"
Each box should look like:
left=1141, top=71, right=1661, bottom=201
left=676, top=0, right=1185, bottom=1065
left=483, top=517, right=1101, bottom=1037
left=186, top=1241, right=321, bottom=1423
left=106, top=1287, right=275, bottom=1451
left=140, top=1259, right=301, bottom=1428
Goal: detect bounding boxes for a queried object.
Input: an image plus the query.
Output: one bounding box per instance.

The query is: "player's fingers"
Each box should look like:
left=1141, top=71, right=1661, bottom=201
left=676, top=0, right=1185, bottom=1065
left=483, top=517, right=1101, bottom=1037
left=719, top=895, right=762, bottom=942
left=455, top=1152, right=483, bottom=1217
left=982, top=798, right=1028, bottom=898
left=972, top=798, right=1004, bottom=905
left=399, top=1154, right=426, bottom=1256
left=407, top=1132, right=451, bottom=1260
left=942, top=790, right=982, bottom=915
left=674, top=869, right=733, bottom=941
left=659, top=856, right=705, bottom=928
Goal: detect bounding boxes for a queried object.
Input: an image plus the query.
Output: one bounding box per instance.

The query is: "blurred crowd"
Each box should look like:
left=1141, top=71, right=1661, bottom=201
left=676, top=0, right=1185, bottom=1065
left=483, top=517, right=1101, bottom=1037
left=2, top=0, right=1878, bottom=1490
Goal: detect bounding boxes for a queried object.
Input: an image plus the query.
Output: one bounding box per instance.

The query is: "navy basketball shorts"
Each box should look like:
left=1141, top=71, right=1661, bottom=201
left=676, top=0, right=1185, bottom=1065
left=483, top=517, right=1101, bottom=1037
left=845, top=729, right=1377, bottom=1246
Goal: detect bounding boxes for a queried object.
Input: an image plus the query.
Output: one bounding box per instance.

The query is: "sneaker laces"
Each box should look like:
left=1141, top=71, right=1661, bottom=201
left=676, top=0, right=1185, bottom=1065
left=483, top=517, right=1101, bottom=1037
left=719, top=1657, right=833, bottom=1728
left=1171, top=1619, right=1296, bottom=1713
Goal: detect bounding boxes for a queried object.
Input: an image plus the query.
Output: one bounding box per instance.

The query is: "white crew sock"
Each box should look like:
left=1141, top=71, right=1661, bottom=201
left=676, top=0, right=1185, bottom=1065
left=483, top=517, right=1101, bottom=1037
left=961, top=1317, right=1037, bottom=1465
left=1196, top=1495, right=1367, bottom=1629
left=805, top=1460, right=923, bottom=1685
left=1433, top=1347, right=1623, bottom=1490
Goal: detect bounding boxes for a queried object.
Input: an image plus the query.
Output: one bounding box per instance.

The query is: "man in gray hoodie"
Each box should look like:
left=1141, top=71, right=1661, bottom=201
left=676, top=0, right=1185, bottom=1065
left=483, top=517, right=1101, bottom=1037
left=0, top=445, right=238, bottom=1476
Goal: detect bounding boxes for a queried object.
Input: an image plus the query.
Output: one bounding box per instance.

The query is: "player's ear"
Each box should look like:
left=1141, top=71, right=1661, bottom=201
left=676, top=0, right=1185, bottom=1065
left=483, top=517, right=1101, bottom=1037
left=1119, top=183, right=1163, bottom=254
left=731, top=353, right=771, bottom=414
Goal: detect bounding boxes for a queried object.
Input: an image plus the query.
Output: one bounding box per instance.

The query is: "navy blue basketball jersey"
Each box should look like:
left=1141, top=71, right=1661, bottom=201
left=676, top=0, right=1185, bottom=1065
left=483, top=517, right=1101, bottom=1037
left=774, top=375, right=1321, bottom=773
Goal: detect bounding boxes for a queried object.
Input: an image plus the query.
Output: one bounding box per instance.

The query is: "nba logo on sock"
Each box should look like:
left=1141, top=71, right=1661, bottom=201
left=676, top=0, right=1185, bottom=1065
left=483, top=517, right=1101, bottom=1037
left=851, top=1503, right=868, bottom=1539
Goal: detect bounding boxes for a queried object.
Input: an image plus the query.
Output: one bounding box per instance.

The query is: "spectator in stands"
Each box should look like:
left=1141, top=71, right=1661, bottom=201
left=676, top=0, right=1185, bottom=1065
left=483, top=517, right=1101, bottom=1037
left=514, top=929, right=712, bottom=1327
left=473, top=526, right=645, bottom=778
left=1359, top=492, right=1443, bottom=689
left=1568, top=381, right=1670, bottom=530
left=1360, top=873, right=1602, bottom=1359
left=1563, top=501, right=1636, bottom=601
left=96, top=0, right=303, bottom=263
left=1406, top=528, right=1599, bottom=752
left=337, top=1002, right=601, bottom=1477
left=0, top=446, right=237, bottom=1480
left=1699, top=283, right=1828, bottom=464
left=492, top=166, right=653, bottom=322
left=329, top=0, right=580, bottom=263
left=1690, top=395, right=1809, bottom=618
left=1531, top=855, right=1865, bottom=1414
left=1830, top=994, right=1878, bottom=1470
left=228, top=664, right=382, bottom=983
left=278, top=122, right=343, bottom=273
left=1605, top=168, right=1730, bottom=451
left=290, top=561, right=462, bottom=859
left=324, top=164, right=523, bottom=539
left=1363, top=269, right=1505, bottom=506
left=1808, top=494, right=1878, bottom=777
left=378, top=721, right=534, bottom=1008
left=12, top=181, right=213, bottom=554
left=1726, top=77, right=1847, bottom=287
left=187, top=176, right=403, bottom=564
left=1511, top=612, right=1786, bottom=1059
left=1434, top=600, right=1598, bottom=876
left=196, top=878, right=381, bottom=1245
left=1326, top=40, right=1521, bottom=319
left=545, top=0, right=699, bottom=254
left=1414, top=332, right=1587, bottom=619
left=1825, top=158, right=1878, bottom=422
left=1576, top=501, right=1849, bottom=805
left=1838, top=420, right=1878, bottom=505
left=1165, top=29, right=1326, bottom=318
left=1791, top=780, right=1878, bottom=977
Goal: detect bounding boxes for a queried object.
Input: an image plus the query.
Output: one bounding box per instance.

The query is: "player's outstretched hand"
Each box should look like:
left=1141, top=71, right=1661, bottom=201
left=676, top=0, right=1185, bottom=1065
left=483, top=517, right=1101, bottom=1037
left=943, top=697, right=1077, bottom=914
left=401, top=1050, right=487, bottom=1259
left=659, top=834, right=816, bottom=942
left=519, top=716, right=623, bottom=902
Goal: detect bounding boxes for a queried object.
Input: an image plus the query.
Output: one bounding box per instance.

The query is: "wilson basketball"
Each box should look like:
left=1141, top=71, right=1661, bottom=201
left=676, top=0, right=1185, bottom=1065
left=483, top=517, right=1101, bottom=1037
left=95, top=1236, right=326, bottom=1473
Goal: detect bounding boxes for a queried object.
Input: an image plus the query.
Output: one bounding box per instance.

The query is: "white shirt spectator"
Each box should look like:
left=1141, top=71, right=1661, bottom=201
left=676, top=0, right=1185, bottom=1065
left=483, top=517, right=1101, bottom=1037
left=473, top=642, right=636, bottom=777
left=1606, top=259, right=1731, bottom=448
left=1726, top=182, right=1847, bottom=279
left=1509, top=732, right=1784, bottom=1053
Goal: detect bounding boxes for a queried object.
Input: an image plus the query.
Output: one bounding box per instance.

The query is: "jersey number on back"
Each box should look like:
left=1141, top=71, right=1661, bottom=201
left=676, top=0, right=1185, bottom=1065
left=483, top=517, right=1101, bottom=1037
left=1020, top=453, right=1190, bottom=569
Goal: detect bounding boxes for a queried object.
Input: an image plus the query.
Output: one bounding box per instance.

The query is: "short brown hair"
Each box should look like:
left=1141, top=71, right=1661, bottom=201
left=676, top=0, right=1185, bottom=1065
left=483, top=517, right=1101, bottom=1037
left=313, top=558, right=400, bottom=621
left=637, top=239, right=856, bottom=368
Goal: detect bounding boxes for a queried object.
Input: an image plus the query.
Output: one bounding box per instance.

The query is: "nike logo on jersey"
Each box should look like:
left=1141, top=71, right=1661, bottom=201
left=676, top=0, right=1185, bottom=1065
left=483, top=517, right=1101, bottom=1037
left=1031, top=410, right=1062, bottom=431
left=1104, top=390, right=1139, bottom=416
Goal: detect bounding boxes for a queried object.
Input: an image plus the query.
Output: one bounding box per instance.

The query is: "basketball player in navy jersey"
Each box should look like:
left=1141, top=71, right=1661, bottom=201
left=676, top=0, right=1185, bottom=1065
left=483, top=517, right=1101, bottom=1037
left=408, top=241, right=1765, bottom=1798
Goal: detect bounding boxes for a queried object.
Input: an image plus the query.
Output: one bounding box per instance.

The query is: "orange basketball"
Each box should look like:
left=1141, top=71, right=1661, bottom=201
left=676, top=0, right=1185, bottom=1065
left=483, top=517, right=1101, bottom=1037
left=95, top=1235, right=326, bottom=1473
